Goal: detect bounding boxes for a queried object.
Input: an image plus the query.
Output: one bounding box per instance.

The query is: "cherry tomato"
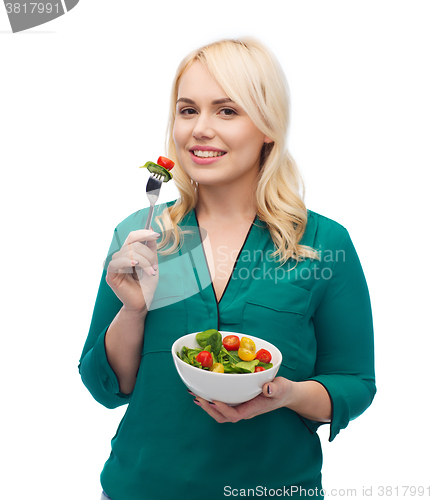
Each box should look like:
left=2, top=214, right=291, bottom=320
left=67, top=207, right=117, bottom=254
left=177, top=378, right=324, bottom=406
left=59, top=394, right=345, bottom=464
left=223, top=335, right=240, bottom=351
left=210, top=363, right=224, bottom=373
left=255, top=349, right=272, bottom=364
left=195, top=351, right=213, bottom=368
left=238, top=337, right=256, bottom=361
left=157, top=156, right=175, bottom=171
left=238, top=348, right=256, bottom=361
left=254, top=366, right=265, bottom=372
left=240, top=337, right=255, bottom=352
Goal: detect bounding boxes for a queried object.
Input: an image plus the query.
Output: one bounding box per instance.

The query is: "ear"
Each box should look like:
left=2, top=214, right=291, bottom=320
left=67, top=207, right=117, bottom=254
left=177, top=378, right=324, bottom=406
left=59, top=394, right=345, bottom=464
left=264, top=135, right=274, bottom=144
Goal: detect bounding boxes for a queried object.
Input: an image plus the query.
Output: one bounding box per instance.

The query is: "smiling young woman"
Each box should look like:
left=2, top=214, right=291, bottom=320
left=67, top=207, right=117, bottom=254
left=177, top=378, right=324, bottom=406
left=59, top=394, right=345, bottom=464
left=159, top=39, right=319, bottom=265
left=79, top=37, right=376, bottom=500
left=173, top=61, right=273, bottom=190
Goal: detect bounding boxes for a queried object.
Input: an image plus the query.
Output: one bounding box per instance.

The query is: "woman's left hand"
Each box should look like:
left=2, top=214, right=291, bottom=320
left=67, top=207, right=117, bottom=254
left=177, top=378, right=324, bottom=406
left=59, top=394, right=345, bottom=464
left=190, top=377, right=293, bottom=423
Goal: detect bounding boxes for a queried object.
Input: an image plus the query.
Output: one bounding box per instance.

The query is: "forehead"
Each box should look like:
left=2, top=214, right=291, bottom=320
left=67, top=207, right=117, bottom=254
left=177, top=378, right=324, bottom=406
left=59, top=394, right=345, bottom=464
left=177, top=61, right=229, bottom=100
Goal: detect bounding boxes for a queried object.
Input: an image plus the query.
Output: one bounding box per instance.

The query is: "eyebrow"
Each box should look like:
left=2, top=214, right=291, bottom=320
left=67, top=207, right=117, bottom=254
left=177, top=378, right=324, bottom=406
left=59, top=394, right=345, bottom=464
left=176, top=97, right=234, bottom=105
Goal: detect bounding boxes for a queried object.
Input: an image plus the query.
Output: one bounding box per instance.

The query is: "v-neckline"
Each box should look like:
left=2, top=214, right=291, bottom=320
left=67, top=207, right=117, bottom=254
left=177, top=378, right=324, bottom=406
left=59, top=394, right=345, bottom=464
left=192, top=209, right=257, bottom=304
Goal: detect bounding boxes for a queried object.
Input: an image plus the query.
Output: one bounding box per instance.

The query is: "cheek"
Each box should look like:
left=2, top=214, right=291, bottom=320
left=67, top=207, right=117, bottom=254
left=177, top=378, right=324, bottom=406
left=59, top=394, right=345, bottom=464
left=230, top=135, right=262, bottom=160
left=173, top=120, right=187, bottom=149
left=226, top=122, right=265, bottom=155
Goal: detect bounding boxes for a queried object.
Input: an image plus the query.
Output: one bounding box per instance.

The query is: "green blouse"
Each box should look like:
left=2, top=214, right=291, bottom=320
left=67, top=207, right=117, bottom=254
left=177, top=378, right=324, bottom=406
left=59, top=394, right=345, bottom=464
left=79, top=203, right=376, bottom=500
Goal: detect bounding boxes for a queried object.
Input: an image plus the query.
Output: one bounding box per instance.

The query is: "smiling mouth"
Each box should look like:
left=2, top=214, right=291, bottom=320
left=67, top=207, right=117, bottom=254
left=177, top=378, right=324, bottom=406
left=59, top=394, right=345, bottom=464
left=191, top=150, right=227, bottom=158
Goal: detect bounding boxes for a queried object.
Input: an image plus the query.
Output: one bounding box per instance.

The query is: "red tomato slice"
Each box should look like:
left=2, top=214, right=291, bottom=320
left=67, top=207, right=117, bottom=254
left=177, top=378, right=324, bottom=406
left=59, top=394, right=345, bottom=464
left=157, top=156, right=175, bottom=171
left=196, top=351, right=213, bottom=368
left=254, top=366, right=265, bottom=372
left=222, top=335, right=240, bottom=351
left=255, top=349, right=272, bottom=364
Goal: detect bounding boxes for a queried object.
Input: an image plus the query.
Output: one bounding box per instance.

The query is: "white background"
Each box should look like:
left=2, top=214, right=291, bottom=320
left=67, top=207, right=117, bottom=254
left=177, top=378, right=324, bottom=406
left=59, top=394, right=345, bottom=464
left=1, top=1, right=433, bottom=499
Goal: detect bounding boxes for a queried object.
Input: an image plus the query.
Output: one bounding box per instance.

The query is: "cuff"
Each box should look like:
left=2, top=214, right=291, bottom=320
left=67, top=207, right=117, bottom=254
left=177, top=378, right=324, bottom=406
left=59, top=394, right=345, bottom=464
left=79, top=327, right=132, bottom=408
left=309, top=375, right=350, bottom=442
left=306, top=376, right=350, bottom=442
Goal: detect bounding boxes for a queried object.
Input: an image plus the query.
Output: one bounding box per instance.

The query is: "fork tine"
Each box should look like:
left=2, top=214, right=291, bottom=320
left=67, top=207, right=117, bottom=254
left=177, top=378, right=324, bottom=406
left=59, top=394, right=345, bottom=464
left=146, top=175, right=163, bottom=192
left=144, top=174, right=163, bottom=230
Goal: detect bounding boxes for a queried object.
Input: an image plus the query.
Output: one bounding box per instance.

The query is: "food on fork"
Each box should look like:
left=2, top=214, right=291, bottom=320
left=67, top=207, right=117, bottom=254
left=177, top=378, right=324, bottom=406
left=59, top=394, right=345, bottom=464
left=140, top=156, right=175, bottom=182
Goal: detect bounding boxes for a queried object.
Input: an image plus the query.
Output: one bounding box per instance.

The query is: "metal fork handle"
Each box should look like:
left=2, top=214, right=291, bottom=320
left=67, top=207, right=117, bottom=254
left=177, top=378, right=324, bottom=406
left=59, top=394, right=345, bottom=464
left=137, top=201, right=156, bottom=278
left=144, top=204, right=155, bottom=231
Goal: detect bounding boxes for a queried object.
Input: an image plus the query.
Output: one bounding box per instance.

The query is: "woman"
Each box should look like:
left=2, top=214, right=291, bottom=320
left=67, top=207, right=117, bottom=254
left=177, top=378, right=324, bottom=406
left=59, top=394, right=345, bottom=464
left=79, top=38, right=376, bottom=500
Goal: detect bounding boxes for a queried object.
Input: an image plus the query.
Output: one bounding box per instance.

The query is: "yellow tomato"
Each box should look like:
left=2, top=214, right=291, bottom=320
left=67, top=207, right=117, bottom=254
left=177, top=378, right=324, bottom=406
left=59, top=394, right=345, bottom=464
left=238, top=348, right=256, bottom=361
left=210, top=363, right=224, bottom=373
left=238, top=337, right=256, bottom=361
left=240, top=337, right=256, bottom=352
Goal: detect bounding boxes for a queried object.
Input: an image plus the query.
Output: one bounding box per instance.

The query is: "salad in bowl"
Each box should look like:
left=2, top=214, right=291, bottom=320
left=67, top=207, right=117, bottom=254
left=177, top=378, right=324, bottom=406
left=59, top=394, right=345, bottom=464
left=171, top=330, right=282, bottom=405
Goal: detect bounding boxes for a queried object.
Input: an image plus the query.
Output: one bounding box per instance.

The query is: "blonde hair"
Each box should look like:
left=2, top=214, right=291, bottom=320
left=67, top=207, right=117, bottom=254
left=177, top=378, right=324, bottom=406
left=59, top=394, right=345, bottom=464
left=156, top=37, right=319, bottom=264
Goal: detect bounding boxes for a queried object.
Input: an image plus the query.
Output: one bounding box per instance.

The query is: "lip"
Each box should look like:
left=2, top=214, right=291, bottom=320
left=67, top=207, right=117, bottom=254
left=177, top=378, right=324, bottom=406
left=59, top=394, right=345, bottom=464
left=189, top=150, right=226, bottom=165
left=189, top=146, right=227, bottom=153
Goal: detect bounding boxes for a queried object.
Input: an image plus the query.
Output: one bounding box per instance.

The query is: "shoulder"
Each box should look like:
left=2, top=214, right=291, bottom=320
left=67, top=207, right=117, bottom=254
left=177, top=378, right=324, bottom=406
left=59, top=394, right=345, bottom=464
left=307, top=209, right=349, bottom=236
left=304, top=209, right=351, bottom=250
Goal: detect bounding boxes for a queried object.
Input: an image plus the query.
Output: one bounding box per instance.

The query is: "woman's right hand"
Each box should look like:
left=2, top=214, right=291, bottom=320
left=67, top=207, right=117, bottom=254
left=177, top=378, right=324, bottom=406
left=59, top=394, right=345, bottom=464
left=106, top=229, right=160, bottom=314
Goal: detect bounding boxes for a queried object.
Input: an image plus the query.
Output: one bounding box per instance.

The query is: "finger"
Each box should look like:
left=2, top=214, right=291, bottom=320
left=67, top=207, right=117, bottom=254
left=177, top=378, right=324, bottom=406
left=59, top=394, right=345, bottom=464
left=192, top=395, right=230, bottom=423
left=126, top=248, right=154, bottom=270
left=143, top=235, right=158, bottom=256
left=262, top=377, right=291, bottom=399
left=205, top=400, right=245, bottom=422
left=127, top=252, right=157, bottom=279
left=107, top=256, right=154, bottom=278
left=113, top=245, right=156, bottom=275
left=143, top=237, right=159, bottom=273
left=263, top=382, right=276, bottom=397
left=121, top=241, right=158, bottom=267
left=135, top=264, right=157, bottom=279
left=123, top=229, right=160, bottom=246
left=107, top=256, right=141, bottom=274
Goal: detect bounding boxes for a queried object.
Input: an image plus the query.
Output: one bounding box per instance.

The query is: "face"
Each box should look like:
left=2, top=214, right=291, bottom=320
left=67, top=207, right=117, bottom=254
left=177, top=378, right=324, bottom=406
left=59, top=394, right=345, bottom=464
left=173, top=61, right=272, bottom=188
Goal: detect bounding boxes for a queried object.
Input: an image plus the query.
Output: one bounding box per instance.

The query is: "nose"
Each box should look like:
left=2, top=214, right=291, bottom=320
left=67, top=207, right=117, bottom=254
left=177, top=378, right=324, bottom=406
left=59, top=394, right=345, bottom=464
left=192, top=113, right=215, bottom=140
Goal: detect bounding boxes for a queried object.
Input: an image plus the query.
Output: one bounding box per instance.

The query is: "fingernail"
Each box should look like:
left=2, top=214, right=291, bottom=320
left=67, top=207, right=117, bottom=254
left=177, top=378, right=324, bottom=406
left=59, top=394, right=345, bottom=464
left=131, top=260, right=139, bottom=266
left=152, top=264, right=158, bottom=271
left=150, top=232, right=161, bottom=238
left=267, top=385, right=272, bottom=395
left=187, top=389, right=195, bottom=395
left=193, top=399, right=201, bottom=406
left=146, top=267, right=156, bottom=277
left=209, top=402, right=216, bottom=406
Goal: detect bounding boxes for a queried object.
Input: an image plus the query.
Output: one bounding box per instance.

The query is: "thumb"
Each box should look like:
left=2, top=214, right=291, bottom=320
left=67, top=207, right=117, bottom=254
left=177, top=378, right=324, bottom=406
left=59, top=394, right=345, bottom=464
left=262, top=377, right=290, bottom=398
left=145, top=236, right=159, bottom=260
left=145, top=226, right=159, bottom=267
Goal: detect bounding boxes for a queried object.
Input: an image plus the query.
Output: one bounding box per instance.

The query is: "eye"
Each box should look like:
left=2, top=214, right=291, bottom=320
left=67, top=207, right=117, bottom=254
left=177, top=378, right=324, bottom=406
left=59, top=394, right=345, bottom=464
left=179, top=108, right=197, bottom=115
left=219, top=108, right=237, bottom=116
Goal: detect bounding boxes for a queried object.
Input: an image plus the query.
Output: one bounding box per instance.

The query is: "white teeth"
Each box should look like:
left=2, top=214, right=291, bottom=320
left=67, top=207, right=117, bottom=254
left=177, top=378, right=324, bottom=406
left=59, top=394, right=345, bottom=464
left=193, top=150, right=225, bottom=158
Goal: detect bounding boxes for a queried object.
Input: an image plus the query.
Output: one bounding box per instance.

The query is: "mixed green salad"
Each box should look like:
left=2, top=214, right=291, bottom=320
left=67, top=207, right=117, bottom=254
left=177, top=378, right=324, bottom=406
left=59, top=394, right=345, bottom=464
left=177, top=329, right=273, bottom=374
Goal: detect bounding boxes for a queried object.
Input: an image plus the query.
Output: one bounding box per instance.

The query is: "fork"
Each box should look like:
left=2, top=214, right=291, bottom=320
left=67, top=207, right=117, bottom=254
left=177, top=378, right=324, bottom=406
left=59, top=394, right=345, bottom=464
left=134, top=173, right=163, bottom=279
left=144, top=174, right=163, bottom=233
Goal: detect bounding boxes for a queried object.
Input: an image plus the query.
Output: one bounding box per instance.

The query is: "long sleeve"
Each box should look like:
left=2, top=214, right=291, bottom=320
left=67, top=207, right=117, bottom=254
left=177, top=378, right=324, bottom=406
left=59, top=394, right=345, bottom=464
left=78, top=228, right=130, bottom=409
left=304, top=229, right=376, bottom=441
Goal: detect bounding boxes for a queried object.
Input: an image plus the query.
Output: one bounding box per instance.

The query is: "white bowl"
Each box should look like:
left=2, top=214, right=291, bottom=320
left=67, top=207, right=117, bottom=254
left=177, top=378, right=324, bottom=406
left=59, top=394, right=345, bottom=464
left=171, top=331, right=282, bottom=405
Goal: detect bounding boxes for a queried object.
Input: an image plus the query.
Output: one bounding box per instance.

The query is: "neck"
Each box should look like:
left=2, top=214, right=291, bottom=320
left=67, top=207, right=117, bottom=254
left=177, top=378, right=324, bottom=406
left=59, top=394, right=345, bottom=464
left=195, top=177, right=258, bottom=224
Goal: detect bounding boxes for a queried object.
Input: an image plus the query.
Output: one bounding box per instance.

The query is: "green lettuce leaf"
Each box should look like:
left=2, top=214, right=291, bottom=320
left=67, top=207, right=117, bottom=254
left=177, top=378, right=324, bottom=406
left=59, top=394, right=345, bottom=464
left=233, top=359, right=259, bottom=373
left=196, top=329, right=222, bottom=356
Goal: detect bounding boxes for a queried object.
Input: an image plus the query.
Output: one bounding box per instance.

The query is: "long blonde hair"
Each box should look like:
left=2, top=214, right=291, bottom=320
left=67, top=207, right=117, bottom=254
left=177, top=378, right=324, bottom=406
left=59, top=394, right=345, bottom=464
left=156, top=37, right=319, bottom=264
